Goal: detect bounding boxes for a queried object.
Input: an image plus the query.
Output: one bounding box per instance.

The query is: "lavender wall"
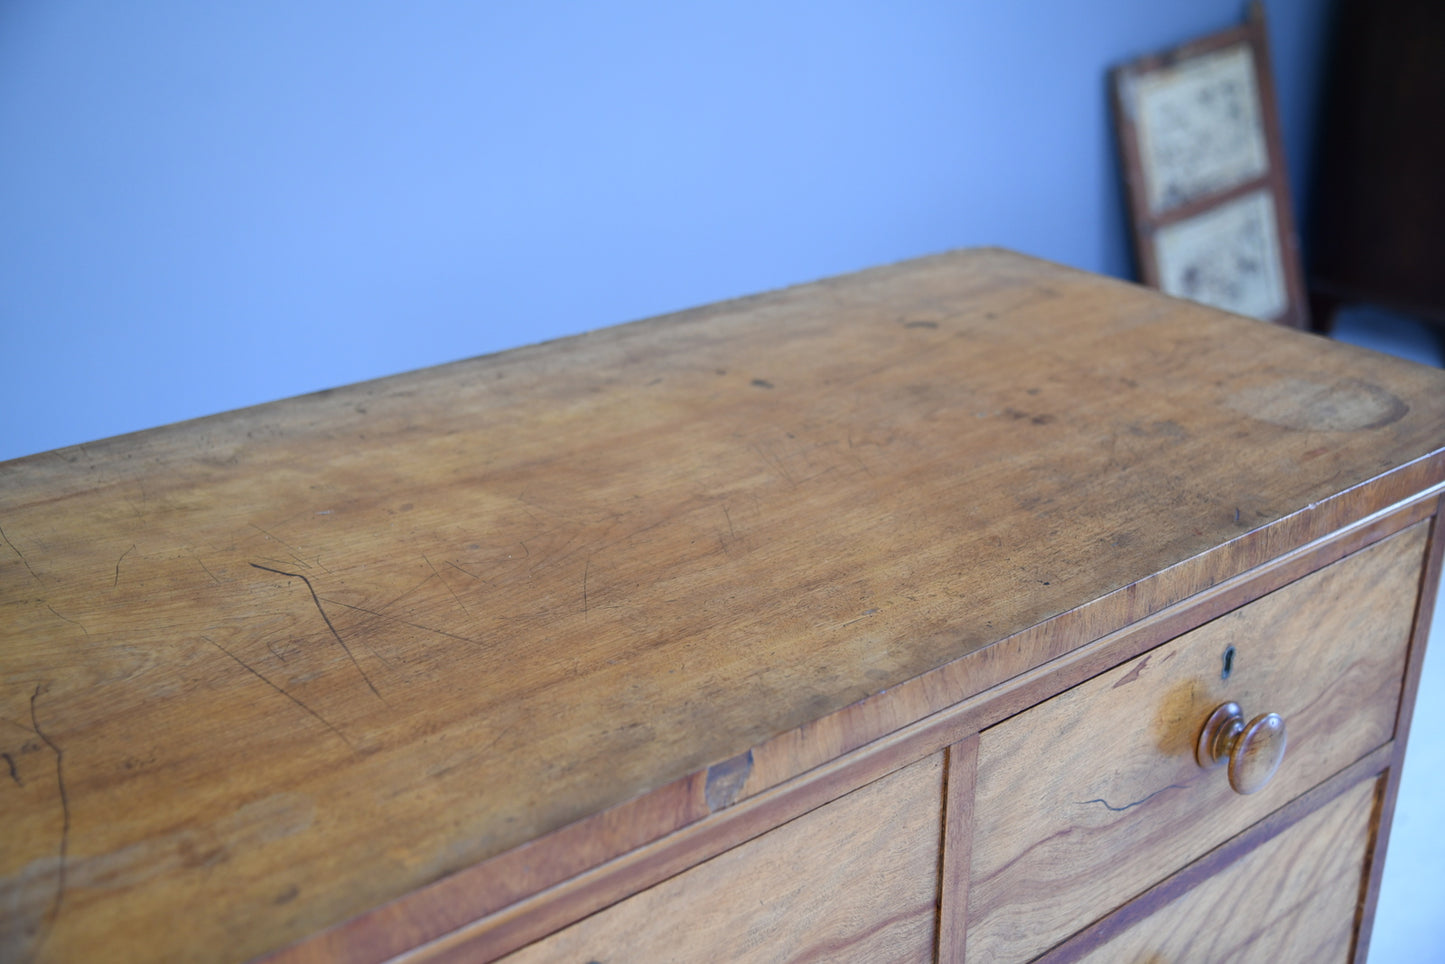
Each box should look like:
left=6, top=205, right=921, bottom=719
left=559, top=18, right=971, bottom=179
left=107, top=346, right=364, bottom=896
left=1, top=1, right=1330, bottom=459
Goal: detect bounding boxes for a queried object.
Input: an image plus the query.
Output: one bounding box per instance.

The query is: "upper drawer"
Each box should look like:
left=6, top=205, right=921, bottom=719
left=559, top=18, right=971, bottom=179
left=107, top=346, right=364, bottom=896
left=965, top=520, right=1428, bottom=964
left=500, top=751, right=944, bottom=963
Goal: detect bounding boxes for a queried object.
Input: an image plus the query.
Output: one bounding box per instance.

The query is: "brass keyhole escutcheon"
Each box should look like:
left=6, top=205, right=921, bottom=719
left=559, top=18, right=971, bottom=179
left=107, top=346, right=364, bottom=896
left=1196, top=701, right=1287, bottom=795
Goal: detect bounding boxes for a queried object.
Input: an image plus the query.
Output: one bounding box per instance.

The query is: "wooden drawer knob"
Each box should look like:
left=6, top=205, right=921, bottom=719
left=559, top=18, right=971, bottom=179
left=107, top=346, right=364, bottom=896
left=1196, top=702, right=1288, bottom=795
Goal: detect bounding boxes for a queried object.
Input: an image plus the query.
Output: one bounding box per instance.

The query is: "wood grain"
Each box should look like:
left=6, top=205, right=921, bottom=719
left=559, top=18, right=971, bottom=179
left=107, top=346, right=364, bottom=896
left=937, top=735, right=979, bottom=961
left=1038, top=741, right=1394, bottom=964
left=1066, top=776, right=1381, bottom=964
left=383, top=707, right=970, bottom=962
left=966, top=522, right=1426, bottom=963
left=498, top=752, right=943, bottom=964
left=359, top=500, right=1432, bottom=962
left=1353, top=503, right=1445, bottom=963
left=3, top=249, right=1445, bottom=961
left=374, top=498, right=1434, bottom=962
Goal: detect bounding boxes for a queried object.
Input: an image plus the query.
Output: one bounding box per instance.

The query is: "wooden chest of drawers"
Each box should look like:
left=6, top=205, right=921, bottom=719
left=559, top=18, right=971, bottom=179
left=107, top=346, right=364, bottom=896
left=3, top=249, right=1442, bottom=962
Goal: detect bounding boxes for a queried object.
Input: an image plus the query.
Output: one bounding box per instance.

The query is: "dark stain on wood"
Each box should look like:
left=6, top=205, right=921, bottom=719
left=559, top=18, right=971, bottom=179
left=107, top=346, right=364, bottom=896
left=705, top=750, right=754, bottom=812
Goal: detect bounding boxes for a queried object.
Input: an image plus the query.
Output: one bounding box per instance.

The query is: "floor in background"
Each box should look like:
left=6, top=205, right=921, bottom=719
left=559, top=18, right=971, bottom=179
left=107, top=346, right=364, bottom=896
left=1329, top=305, right=1445, bottom=964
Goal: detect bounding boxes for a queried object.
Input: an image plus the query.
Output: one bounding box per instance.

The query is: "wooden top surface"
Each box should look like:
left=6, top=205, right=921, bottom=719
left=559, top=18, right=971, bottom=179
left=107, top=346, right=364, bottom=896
left=3, top=248, right=1445, bottom=962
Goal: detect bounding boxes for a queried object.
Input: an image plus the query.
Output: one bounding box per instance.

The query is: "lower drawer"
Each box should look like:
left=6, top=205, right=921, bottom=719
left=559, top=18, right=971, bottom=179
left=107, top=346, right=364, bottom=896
left=1066, top=775, right=1381, bottom=964
left=966, top=521, right=1426, bottom=963
left=502, top=751, right=944, bottom=963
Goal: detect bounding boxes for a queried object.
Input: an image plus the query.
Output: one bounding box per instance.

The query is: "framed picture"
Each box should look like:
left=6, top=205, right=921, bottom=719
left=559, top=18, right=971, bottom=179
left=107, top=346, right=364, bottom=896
left=1111, top=4, right=1308, bottom=328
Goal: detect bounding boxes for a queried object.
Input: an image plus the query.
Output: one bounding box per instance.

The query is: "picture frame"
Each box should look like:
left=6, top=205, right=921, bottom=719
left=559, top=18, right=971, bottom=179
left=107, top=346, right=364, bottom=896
left=1111, top=4, right=1308, bottom=328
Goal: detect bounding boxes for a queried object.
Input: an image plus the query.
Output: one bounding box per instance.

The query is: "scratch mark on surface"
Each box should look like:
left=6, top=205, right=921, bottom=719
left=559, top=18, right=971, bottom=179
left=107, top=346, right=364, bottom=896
left=424, top=553, right=471, bottom=617
left=479, top=720, right=519, bottom=758
left=3, top=751, right=20, bottom=786
left=124, top=484, right=148, bottom=521
left=841, top=608, right=882, bottom=628
left=249, top=564, right=385, bottom=702
left=255, top=555, right=307, bottom=574
left=426, top=721, right=520, bottom=784
left=797, top=465, right=839, bottom=487
left=31, top=684, right=69, bottom=938
left=751, top=443, right=796, bottom=487
left=529, top=527, right=585, bottom=577
left=249, top=523, right=311, bottom=569
left=723, top=505, right=736, bottom=540
left=193, top=554, right=223, bottom=584
left=582, top=558, right=590, bottom=616
left=368, top=573, right=436, bottom=622
left=201, top=636, right=356, bottom=752
left=0, top=522, right=41, bottom=581
left=1078, top=784, right=1186, bottom=812
left=447, top=560, right=480, bottom=579
left=45, top=604, right=90, bottom=636
left=605, top=515, right=670, bottom=550
left=114, top=544, right=136, bottom=587
left=323, top=598, right=485, bottom=647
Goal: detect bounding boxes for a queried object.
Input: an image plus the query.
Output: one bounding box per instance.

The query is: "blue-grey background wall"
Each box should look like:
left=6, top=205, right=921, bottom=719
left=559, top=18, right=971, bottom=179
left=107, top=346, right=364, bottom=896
left=1, top=0, right=1333, bottom=461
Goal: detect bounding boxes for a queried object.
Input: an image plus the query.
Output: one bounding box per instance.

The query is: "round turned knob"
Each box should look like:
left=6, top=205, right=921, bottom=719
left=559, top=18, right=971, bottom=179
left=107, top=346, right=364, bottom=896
left=1195, top=702, right=1287, bottom=795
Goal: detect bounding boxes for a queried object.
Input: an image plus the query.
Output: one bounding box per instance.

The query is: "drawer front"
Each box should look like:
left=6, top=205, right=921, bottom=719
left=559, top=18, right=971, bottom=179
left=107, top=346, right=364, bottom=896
left=503, top=751, right=943, bottom=963
left=966, top=521, right=1426, bottom=963
left=1067, top=776, right=1381, bottom=964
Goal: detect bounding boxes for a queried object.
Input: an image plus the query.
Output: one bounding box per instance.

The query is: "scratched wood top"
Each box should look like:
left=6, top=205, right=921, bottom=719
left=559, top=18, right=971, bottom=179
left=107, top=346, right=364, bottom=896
left=3, top=248, right=1445, bottom=962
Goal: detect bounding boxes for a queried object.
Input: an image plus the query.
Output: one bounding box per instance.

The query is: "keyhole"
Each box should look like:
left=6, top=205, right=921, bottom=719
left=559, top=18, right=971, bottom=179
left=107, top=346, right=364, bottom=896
left=1222, top=645, right=1236, bottom=680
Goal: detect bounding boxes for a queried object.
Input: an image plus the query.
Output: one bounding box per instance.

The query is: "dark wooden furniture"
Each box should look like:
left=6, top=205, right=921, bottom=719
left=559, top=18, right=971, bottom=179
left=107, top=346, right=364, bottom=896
left=3, top=249, right=1443, bottom=962
left=1308, top=0, right=1445, bottom=331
